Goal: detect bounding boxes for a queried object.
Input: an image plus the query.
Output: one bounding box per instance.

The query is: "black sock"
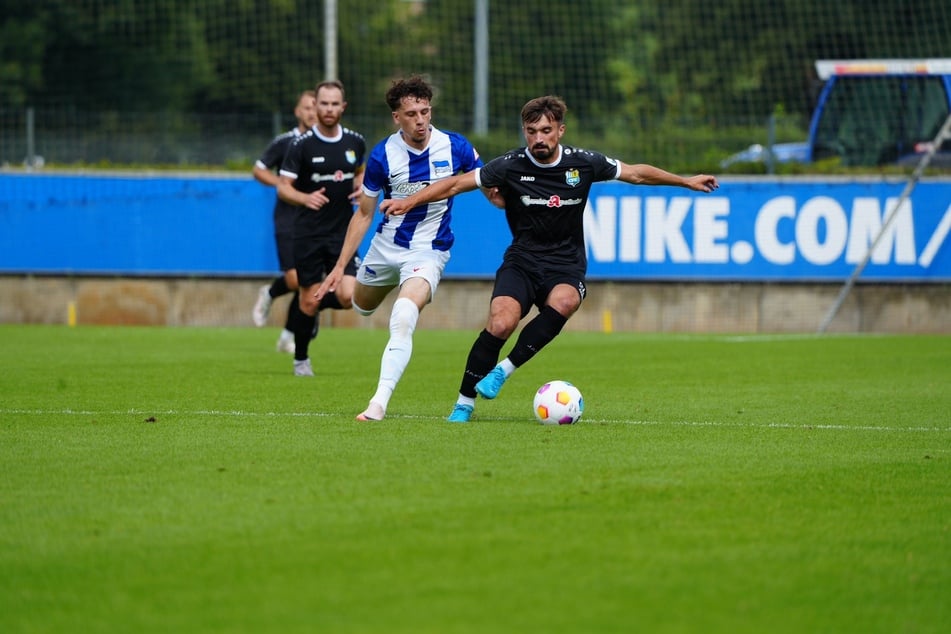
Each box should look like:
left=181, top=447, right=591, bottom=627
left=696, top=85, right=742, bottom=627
left=310, top=292, right=343, bottom=340
left=459, top=329, right=507, bottom=398
left=290, top=307, right=317, bottom=361
left=284, top=291, right=301, bottom=331
left=269, top=276, right=290, bottom=298
left=318, top=292, right=343, bottom=311
left=507, top=306, right=568, bottom=367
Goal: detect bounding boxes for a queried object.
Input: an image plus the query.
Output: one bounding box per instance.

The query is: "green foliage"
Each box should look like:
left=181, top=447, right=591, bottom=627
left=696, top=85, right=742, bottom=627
left=1, top=325, right=950, bottom=633
left=2, top=1, right=950, bottom=171
left=0, top=7, right=46, bottom=108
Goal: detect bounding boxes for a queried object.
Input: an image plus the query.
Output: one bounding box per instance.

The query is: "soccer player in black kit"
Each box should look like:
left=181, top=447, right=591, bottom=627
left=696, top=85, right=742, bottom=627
left=380, top=95, right=719, bottom=421
left=277, top=80, right=366, bottom=376
left=251, top=89, right=317, bottom=353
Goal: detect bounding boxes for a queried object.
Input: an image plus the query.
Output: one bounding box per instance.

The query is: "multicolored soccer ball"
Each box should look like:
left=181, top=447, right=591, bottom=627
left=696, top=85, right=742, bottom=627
left=533, top=380, right=584, bottom=425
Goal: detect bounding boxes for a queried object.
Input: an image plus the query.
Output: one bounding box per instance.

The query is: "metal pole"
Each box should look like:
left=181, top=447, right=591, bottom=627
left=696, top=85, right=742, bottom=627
left=26, top=107, right=36, bottom=169
left=817, top=112, right=951, bottom=333
left=325, top=0, right=338, bottom=80
left=473, top=0, right=489, bottom=135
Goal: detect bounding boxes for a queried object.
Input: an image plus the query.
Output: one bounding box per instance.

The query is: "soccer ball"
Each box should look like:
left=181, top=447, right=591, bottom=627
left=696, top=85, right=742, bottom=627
left=533, top=380, right=584, bottom=425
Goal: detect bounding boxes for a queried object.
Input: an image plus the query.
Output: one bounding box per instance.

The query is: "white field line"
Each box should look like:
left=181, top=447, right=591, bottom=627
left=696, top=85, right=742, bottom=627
left=2, top=408, right=948, bottom=433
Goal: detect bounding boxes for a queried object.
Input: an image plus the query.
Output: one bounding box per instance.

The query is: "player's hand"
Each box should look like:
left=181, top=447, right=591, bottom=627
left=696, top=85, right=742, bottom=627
left=315, top=269, right=341, bottom=301
left=305, top=187, right=329, bottom=210
left=379, top=198, right=410, bottom=217
left=348, top=180, right=362, bottom=205
left=687, top=175, right=719, bottom=193
left=485, top=187, right=504, bottom=208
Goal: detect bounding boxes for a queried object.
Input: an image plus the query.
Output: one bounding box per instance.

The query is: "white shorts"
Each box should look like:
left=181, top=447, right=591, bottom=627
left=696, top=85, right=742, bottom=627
left=356, top=237, right=451, bottom=299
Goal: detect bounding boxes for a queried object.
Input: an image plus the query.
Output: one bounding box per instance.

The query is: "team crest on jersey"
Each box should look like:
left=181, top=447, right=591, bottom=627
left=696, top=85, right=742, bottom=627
left=565, top=169, right=580, bottom=187
left=432, top=159, right=451, bottom=177
left=346, top=150, right=357, bottom=164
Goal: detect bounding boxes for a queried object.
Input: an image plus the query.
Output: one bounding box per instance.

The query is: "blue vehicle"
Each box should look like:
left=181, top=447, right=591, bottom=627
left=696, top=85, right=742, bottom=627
left=723, top=58, right=951, bottom=169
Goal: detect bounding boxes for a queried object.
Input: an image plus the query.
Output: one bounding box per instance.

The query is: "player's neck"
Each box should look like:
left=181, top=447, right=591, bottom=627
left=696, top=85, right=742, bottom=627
left=400, top=125, right=433, bottom=152
left=527, top=144, right=562, bottom=166
left=314, top=123, right=342, bottom=140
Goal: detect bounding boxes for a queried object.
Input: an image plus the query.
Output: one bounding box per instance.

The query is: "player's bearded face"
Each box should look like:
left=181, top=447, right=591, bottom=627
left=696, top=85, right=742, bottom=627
left=524, top=116, right=564, bottom=162
left=316, top=88, right=346, bottom=128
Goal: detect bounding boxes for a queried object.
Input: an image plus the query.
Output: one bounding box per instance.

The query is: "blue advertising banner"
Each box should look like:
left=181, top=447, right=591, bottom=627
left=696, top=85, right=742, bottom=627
left=578, top=179, right=951, bottom=281
left=1, top=173, right=949, bottom=281
left=0, top=172, right=278, bottom=276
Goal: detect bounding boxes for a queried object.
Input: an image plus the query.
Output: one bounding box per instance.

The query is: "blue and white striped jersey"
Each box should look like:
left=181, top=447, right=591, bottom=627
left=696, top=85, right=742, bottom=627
left=362, top=126, right=482, bottom=251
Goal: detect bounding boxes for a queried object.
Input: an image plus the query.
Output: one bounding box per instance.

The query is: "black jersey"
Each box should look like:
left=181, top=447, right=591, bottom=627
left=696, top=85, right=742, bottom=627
left=477, top=145, right=620, bottom=267
left=280, top=125, right=366, bottom=239
left=255, top=128, right=301, bottom=224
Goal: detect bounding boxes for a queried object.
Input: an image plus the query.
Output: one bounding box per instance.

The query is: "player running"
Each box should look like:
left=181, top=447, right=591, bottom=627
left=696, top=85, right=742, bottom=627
left=380, top=95, right=719, bottom=422
left=315, top=76, right=499, bottom=420
left=277, top=80, right=366, bottom=376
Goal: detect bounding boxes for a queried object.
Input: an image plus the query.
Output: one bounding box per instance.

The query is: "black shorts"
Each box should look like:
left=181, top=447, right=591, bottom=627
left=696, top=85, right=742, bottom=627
left=275, top=227, right=295, bottom=272
left=274, top=207, right=301, bottom=272
left=491, top=251, right=587, bottom=318
left=295, top=236, right=358, bottom=288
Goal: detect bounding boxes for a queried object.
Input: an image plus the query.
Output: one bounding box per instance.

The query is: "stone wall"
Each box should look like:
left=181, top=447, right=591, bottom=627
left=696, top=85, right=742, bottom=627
left=1, top=275, right=948, bottom=334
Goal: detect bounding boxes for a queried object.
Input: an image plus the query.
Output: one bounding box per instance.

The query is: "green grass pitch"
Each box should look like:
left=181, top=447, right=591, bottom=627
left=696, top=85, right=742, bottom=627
left=1, top=324, right=948, bottom=633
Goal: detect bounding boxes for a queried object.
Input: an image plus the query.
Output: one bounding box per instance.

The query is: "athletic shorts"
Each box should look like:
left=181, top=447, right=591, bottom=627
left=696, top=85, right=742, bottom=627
left=295, top=236, right=358, bottom=288
left=274, top=207, right=301, bottom=272
left=491, top=251, right=587, bottom=318
left=356, top=237, right=450, bottom=301
left=275, top=227, right=295, bottom=272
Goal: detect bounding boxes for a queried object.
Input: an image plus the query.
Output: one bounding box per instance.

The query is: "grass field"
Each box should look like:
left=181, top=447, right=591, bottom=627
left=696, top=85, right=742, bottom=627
left=1, top=324, right=948, bottom=633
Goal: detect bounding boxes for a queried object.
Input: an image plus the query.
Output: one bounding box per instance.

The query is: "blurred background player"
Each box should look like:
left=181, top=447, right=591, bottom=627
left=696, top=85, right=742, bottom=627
left=277, top=80, right=366, bottom=376
left=317, top=76, right=500, bottom=419
left=251, top=90, right=317, bottom=353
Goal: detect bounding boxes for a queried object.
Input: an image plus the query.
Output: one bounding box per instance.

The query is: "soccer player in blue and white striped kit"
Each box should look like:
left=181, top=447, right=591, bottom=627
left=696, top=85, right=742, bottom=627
left=317, top=76, right=501, bottom=420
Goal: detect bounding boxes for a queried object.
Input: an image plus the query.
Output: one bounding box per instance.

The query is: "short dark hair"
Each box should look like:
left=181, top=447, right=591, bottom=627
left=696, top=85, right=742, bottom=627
left=315, top=79, right=346, bottom=99
left=385, top=76, right=434, bottom=111
left=521, top=95, right=567, bottom=125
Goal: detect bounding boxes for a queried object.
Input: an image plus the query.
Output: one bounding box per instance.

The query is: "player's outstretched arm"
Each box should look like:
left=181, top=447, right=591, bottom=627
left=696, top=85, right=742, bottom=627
left=315, top=192, right=377, bottom=301
left=619, top=162, right=719, bottom=193
left=380, top=171, right=480, bottom=217
left=252, top=164, right=279, bottom=187
left=682, top=174, right=719, bottom=192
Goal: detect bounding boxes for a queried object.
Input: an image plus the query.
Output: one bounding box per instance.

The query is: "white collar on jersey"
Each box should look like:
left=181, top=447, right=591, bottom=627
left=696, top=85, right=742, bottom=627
left=312, top=124, right=343, bottom=143
left=524, top=144, right=563, bottom=168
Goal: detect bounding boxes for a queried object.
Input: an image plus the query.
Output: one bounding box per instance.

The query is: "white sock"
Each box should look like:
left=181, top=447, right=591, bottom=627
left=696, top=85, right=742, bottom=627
left=371, top=297, right=419, bottom=410
left=457, top=395, right=476, bottom=408
left=499, top=358, right=516, bottom=376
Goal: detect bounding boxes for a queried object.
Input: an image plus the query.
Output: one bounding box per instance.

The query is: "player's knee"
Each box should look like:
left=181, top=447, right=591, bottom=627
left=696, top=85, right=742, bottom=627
left=549, top=286, right=582, bottom=317
left=299, top=294, right=318, bottom=315
left=486, top=314, right=519, bottom=339
left=352, top=298, right=375, bottom=316
left=549, top=296, right=581, bottom=317
left=391, top=297, right=419, bottom=324
left=486, top=300, right=521, bottom=338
